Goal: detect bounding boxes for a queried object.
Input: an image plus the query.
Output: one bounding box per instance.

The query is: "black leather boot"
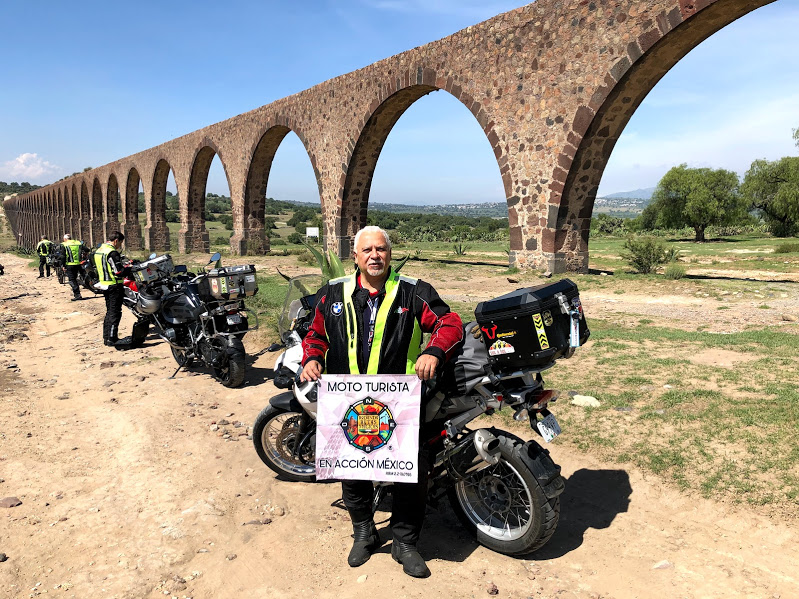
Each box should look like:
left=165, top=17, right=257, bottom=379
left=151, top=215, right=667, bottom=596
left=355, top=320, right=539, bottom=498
left=347, top=520, right=380, bottom=567
left=391, top=541, right=431, bottom=578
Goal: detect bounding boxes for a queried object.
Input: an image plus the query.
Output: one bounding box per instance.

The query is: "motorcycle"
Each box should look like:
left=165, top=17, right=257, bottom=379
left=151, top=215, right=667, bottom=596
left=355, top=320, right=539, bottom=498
left=252, top=273, right=590, bottom=556
left=123, top=252, right=259, bottom=388
left=76, top=256, right=104, bottom=294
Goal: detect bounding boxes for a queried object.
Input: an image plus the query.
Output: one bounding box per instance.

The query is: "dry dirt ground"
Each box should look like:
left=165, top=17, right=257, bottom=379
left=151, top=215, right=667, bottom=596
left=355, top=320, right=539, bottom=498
left=1, top=251, right=798, bottom=599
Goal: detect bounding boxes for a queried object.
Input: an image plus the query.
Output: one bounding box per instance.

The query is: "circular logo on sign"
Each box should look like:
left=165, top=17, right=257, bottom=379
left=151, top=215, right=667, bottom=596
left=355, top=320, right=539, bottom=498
left=331, top=301, right=344, bottom=316
left=340, top=397, right=396, bottom=453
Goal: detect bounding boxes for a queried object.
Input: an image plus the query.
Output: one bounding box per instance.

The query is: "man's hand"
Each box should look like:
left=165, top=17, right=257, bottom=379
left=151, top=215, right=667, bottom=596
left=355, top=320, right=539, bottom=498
left=299, top=360, right=322, bottom=382
left=415, top=354, right=440, bottom=381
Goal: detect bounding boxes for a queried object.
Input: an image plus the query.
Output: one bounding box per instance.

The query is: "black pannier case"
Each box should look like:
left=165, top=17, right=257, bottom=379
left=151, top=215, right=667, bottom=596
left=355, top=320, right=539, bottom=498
left=474, top=279, right=589, bottom=371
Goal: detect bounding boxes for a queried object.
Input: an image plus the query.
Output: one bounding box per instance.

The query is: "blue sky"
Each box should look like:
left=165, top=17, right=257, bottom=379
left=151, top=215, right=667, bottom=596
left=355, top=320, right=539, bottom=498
left=1, top=0, right=797, bottom=205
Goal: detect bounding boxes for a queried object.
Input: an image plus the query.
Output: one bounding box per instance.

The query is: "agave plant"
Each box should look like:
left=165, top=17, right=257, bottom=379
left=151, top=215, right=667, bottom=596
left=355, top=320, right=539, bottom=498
left=301, top=240, right=348, bottom=281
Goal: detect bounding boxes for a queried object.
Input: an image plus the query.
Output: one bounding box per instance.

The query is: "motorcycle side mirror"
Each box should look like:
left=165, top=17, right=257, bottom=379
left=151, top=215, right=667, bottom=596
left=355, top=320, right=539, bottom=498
left=266, top=342, right=285, bottom=352
left=149, top=253, right=157, bottom=260
left=209, top=252, right=222, bottom=264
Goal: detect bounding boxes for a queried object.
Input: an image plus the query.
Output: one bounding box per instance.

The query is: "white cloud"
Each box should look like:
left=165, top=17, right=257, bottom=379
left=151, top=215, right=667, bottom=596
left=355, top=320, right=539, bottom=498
left=1, top=153, right=61, bottom=181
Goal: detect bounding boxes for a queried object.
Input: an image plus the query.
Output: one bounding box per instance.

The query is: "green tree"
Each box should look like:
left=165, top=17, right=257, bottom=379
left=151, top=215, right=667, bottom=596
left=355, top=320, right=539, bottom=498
left=741, top=157, right=799, bottom=237
left=649, top=164, right=744, bottom=242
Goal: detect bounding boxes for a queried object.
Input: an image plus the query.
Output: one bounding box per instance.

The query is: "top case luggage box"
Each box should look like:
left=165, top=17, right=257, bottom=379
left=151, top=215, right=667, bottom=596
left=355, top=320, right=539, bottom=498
left=474, top=278, right=590, bottom=371
left=199, top=264, right=258, bottom=300
left=131, top=254, right=174, bottom=284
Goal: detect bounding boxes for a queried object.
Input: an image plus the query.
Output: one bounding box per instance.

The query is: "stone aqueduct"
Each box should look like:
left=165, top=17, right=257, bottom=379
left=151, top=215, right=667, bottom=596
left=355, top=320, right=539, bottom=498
left=3, top=0, right=774, bottom=272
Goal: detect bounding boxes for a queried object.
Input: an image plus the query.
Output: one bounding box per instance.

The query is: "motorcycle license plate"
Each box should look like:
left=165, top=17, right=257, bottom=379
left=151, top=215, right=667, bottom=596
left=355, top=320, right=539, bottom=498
left=226, top=314, right=242, bottom=325
left=536, top=413, right=561, bottom=443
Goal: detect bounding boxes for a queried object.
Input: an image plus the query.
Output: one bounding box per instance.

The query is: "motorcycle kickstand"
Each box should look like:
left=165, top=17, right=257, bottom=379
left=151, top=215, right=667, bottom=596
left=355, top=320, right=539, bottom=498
left=168, top=363, right=183, bottom=379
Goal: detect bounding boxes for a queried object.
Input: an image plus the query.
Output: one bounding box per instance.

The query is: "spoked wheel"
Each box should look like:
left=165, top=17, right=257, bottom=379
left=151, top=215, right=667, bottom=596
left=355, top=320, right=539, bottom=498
left=448, top=433, right=561, bottom=556
left=170, top=346, right=195, bottom=368
left=214, top=349, right=246, bottom=388
left=56, top=266, right=66, bottom=285
left=252, top=405, right=316, bottom=482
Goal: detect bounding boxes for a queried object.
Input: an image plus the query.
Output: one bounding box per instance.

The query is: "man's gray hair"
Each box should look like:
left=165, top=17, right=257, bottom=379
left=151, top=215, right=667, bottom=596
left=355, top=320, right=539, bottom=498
left=63, top=234, right=71, bottom=240
left=353, top=226, right=391, bottom=251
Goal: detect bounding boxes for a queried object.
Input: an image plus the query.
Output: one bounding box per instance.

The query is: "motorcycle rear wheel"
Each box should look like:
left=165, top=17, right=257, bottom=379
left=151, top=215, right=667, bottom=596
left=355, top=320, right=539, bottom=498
left=214, top=350, right=246, bottom=388
left=56, top=266, right=65, bottom=285
left=448, top=433, right=561, bottom=556
left=252, top=405, right=316, bottom=482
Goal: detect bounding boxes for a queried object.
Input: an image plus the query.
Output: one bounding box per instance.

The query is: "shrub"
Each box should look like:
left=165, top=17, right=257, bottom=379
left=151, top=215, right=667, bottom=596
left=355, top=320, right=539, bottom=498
left=774, top=242, right=799, bottom=254
left=664, top=263, right=686, bottom=280
left=453, top=239, right=469, bottom=256
left=621, top=236, right=669, bottom=274
left=213, top=235, right=229, bottom=245
left=296, top=250, right=316, bottom=265
left=270, top=237, right=286, bottom=246
left=287, top=232, right=303, bottom=244
left=664, top=247, right=681, bottom=263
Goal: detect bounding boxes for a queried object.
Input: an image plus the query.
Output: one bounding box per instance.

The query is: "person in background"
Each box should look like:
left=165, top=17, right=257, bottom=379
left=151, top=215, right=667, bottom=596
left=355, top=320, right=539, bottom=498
left=36, top=235, right=53, bottom=278
left=93, top=231, right=129, bottom=347
left=300, top=225, right=463, bottom=578
left=61, top=234, right=86, bottom=301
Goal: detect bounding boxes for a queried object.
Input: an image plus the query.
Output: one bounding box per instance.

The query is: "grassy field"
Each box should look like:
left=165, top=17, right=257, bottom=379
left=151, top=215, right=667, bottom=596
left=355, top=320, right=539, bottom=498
left=523, top=319, right=799, bottom=509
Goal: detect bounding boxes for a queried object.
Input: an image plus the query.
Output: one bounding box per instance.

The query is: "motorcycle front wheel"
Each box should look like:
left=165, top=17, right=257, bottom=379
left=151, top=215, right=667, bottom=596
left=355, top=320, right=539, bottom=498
left=214, top=350, right=245, bottom=388
left=56, top=266, right=65, bottom=285
left=252, top=405, right=316, bottom=483
left=448, top=433, right=561, bottom=556
left=170, top=346, right=195, bottom=368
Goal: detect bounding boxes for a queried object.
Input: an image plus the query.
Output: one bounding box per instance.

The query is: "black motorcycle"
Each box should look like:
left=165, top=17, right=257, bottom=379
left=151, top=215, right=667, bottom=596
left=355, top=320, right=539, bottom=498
left=124, top=252, right=259, bottom=388
left=253, top=274, right=590, bottom=556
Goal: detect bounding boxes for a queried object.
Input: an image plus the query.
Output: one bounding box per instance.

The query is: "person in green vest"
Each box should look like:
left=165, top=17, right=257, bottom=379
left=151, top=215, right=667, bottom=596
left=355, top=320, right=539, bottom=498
left=36, top=235, right=54, bottom=278
left=61, top=234, right=87, bottom=301
left=94, top=231, right=129, bottom=346
left=299, top=226, right=464, bottom=578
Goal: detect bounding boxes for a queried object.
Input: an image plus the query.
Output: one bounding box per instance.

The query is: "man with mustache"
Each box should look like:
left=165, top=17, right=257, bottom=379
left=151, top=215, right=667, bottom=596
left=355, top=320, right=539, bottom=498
left=300, top=225, right=463, bottom=578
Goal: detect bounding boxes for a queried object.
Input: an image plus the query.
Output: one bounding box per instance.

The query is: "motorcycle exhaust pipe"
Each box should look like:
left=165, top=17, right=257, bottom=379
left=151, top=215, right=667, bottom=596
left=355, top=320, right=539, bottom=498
left=441, top=429, right=501, bottom=479
left=474, top=429, right=501, bottom=466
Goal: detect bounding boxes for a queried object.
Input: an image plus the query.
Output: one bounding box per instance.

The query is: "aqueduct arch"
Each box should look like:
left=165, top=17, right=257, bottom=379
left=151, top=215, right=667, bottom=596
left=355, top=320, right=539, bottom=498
left=237, top=122, right=322, bottom=255
left=4, top=0, right=778, bottom=270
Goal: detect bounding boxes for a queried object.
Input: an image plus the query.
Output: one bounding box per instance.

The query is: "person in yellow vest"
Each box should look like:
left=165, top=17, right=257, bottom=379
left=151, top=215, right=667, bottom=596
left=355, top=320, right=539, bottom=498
left=36, top=235, right=53, bottom=278
left=94, top=231, right=129, bottom=346
left=61, top=234, right=87, bottom=301
left=300, top=226, right=464, bottom=578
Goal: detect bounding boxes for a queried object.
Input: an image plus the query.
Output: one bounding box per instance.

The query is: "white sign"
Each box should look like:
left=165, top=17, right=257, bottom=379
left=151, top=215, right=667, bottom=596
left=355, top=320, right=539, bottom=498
left=315, top=374, right=420, bottom=483
left=306, top=227, right=319, bottom=238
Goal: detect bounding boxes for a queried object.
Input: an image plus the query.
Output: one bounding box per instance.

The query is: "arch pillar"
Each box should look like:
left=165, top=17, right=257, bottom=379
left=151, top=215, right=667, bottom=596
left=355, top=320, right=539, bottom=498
left=123, top=169, right=143, bottom=250
left=144, top=160, right=171, bottom=252
left=179, top=154, right=209, bottom=254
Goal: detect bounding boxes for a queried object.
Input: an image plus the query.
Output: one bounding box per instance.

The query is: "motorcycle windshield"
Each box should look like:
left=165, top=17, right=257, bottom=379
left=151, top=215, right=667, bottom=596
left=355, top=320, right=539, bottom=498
left=278, top=274, right=325, bottom=339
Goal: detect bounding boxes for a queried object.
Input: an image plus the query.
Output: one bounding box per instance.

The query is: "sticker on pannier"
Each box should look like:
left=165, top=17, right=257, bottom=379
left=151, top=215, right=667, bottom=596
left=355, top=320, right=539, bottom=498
left=488, top=340, right=515, bottom=355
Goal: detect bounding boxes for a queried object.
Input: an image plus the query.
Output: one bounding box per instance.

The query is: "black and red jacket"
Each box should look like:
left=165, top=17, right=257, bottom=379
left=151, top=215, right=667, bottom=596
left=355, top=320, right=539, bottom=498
left=302, top=268, right=463, bottom=375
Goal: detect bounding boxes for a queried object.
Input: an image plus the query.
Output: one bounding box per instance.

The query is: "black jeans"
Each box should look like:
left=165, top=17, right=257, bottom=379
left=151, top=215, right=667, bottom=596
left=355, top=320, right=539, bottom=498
left=38, top=256, right=50, bottom=277
left=342, top=445, right=432, bottom=545
left=103, top=284, right=124, bottom=343
left=65, top=265, right=81, bottom=297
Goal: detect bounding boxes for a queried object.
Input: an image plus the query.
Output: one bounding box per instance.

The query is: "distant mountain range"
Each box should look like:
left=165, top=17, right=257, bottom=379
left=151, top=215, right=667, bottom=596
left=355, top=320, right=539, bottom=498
left=281, top=187, right=654, bottom=218
left=601, top=187, right=656, bottom=200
